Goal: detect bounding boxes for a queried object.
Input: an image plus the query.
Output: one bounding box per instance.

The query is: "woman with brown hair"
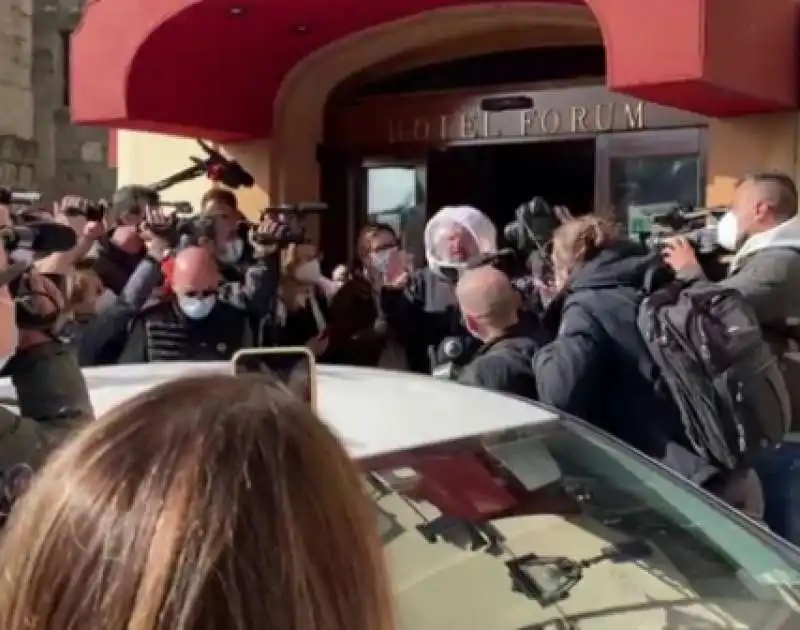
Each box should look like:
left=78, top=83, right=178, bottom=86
left=0, top=374, right=395, bottom=630
left=269, top=241, right=331, bottom=355
left=531, top=215, right=684, bottom=462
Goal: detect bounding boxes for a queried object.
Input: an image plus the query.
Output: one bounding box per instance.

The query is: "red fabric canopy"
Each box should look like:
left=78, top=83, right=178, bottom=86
left=71, top=0, right=798, bottom=142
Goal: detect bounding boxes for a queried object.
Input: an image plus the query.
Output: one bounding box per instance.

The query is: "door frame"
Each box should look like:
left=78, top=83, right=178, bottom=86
left=350, top=159, right=427, bottom=264
left=594, top=127, right=708, bottom=219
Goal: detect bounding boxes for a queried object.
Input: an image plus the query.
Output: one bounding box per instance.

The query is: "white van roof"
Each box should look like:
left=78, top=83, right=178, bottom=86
left=0, top=362, right=558, bottom=460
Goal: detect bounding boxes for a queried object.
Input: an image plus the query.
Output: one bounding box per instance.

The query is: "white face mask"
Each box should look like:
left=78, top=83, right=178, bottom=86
left=294, top=259, right=321, bottom=283
left=716, top=212, right=741, bottom=251
left=369, top=248, right=395, bottom=274
left=178, top=295, right=216, bottom=320
left=218, top=238, right=244, bottom=264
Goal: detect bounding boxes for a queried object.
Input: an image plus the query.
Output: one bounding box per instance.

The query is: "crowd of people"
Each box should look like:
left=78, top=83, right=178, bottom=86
left=0, top=170, right=796, bottom=627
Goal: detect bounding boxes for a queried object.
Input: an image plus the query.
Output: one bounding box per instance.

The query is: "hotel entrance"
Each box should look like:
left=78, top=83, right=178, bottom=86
left=319, top=47, right=710, bottom=268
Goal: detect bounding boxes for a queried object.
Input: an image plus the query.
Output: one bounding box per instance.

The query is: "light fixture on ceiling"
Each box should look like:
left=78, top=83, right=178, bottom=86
left=293, top=24, right=310, bottom=35
left=480, top=96, right=534, bottom=112
left=229, top=6, right=245, bottom=16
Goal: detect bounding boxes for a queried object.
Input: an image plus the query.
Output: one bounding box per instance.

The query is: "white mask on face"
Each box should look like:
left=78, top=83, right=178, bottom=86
left=369, top=248, right=395, bottom=274
left=294, top=259, right=321, bottom=283
left=178, top=295, right=216, bottom=320
left=218, top=238, right=244, bottom=264
left=716, top=212, right=741, bottom=251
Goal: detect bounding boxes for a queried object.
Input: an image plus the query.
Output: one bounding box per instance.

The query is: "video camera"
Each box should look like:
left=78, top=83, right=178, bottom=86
left=0, top=188, right=77, bottom=256
left=251, top=202, right=327, bottom=248
left=629, top=202, right=726, bottom=255
left=60, top=200, right=106, bottom=223
left=503, top=197, right=572, bottom=260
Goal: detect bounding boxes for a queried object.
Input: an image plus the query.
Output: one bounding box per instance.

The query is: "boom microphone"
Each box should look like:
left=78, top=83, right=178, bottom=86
left=0, top=222, right=77, bottom=254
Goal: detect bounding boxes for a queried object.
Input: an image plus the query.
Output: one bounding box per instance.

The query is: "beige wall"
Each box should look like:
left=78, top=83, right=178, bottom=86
left=706, top=113, right=800, bottom=207
left=116, top=131, right=270, bottom=219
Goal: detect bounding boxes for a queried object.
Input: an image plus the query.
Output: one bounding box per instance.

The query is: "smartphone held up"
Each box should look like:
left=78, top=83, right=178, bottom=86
left=231, top=347, right=317, bottom=410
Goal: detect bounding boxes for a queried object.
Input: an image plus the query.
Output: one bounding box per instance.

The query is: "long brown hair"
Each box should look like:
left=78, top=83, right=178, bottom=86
left=0, top=374, right=394, bottom=630
left=551, top=214, right=620, bottom=280
left=279, top=242, right=318, bottom=309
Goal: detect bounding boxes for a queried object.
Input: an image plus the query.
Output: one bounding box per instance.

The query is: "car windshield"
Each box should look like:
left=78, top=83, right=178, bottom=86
left=367, top=418, right=800, bottom=629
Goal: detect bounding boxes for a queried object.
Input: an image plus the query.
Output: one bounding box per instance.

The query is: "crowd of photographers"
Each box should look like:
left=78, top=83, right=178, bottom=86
left=355, top=171, right=800, bottom=533
left=0, top=169, right=799, bottom=538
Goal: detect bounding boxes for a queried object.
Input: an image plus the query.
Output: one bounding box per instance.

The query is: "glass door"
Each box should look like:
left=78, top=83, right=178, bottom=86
left=595, top=128, right=707, bottom=240
left=358, top=161, right=427, bottom=268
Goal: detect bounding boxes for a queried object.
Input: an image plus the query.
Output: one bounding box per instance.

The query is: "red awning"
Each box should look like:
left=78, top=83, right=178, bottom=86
left=71, top=0, right=798, bottom=142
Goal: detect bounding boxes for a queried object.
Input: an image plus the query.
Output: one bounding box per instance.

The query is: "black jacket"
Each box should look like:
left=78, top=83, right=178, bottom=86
left=118, top=299, right=252, bottom=363
left=458, top=327, right=539, bottom=401
left=532, top=243, right=682, bottom=458
left=93, top=231, right=146, bottom=294
left=381, top=268, right=477, bottom=374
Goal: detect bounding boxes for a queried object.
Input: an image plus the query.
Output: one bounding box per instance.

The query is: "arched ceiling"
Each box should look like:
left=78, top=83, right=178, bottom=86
left=332, top=22, right=603, bottom=100
left=70, top=0, right=797, bottom=142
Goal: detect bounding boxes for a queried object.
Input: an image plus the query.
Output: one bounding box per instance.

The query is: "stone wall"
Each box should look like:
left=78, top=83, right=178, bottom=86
left=31, top=0, right=115, bottom=199
left=0, top=0, right=37, bottom=189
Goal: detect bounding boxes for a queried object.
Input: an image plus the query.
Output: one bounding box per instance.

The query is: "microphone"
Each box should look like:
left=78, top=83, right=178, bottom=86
left=0, top=222, right=77, bottom=254
left=431, top=337, right=465, bottom=380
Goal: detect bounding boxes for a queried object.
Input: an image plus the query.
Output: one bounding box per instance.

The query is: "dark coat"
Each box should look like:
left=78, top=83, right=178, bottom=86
left=458, top=327, right=539, bottom=401
left=532, top=242, right=683, bottom=458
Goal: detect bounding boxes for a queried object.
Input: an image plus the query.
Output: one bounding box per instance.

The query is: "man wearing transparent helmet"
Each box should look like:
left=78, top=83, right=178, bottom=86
left=379, top=205, right=497, bottom=374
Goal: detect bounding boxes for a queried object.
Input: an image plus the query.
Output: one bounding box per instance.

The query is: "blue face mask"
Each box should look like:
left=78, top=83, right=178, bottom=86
left=178, top=295, right=216, bottom=320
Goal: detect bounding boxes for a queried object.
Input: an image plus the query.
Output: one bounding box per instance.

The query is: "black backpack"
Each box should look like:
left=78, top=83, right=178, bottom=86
left=637, top=275, right=790, bottom=470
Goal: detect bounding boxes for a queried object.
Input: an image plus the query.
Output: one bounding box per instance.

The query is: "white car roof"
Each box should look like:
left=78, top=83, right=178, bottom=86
left=0, top=362, right=558, bottom=460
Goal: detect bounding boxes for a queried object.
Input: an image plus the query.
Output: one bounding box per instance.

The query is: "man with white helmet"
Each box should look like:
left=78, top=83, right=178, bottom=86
left=379, top=206, right=497, bottom=374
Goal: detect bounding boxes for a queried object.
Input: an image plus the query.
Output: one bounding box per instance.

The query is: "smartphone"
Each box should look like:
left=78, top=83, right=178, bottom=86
left=231, top=347, right=317, bottom=410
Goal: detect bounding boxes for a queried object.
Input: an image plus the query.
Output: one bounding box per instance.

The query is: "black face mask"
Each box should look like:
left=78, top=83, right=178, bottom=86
left=439, top=267, right=456, bottom=283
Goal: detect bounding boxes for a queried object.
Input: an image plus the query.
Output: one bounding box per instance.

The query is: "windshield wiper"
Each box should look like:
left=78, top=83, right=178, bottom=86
left=507, top=540, right=653, bottom=607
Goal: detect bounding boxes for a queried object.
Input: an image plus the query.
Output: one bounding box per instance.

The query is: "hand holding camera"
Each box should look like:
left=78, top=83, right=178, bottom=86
left=249, top=213, right=286, bottom=256
left=139, top=207, right=174, bottom=260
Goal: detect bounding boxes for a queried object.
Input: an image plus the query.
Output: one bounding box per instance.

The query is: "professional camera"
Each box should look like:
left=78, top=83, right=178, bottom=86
left=503, top=197, right=572, bottom=259
left=467, top=249, right=519, bottom=278
left=630, top=203, right=726, bottom=255
left=251, top=202, right=327, bottom=248
left=60, top=200, right=106, bottom=223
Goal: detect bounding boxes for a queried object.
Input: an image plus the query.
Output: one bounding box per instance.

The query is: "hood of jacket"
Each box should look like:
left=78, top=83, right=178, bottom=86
left=732, top=215, right=800, bottom=272
left=569, top=240, right=659, bottom=292
left=424, top=206, right=496, bottom=277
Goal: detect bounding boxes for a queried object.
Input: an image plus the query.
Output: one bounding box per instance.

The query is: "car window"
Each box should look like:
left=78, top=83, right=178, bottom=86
left=368, top=419, right=800, bottom=629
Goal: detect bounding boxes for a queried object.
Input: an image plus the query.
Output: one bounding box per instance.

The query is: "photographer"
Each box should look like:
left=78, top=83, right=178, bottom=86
left=199, top=189, right=255, bottom=279
left=0, top=203, right=93, bottom=438
left=4, top=269, right=93, bottom=431
left=531, top=216, right=686, bottom=469
left=92, top=186, right=154, bottom=294
left=662, top=172, right=800, bottom=426
left=165, top=208, right=280, bottom=325
left=504, top=198, right=574, bottom=317
left=454, top=265, right=538, bottom=400
left=0, top=203, right=60, bottom=474
left=32, top=196, right=106, bottom=280
left=70, top=209, right=172, bottom=366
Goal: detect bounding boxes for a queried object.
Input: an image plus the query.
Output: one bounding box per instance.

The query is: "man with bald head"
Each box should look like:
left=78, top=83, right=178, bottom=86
left=664, top=171, right=800, bottom=427
left=455, top=265, right=539, bottom=400
left=118, top=246, right=253, bottom=363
